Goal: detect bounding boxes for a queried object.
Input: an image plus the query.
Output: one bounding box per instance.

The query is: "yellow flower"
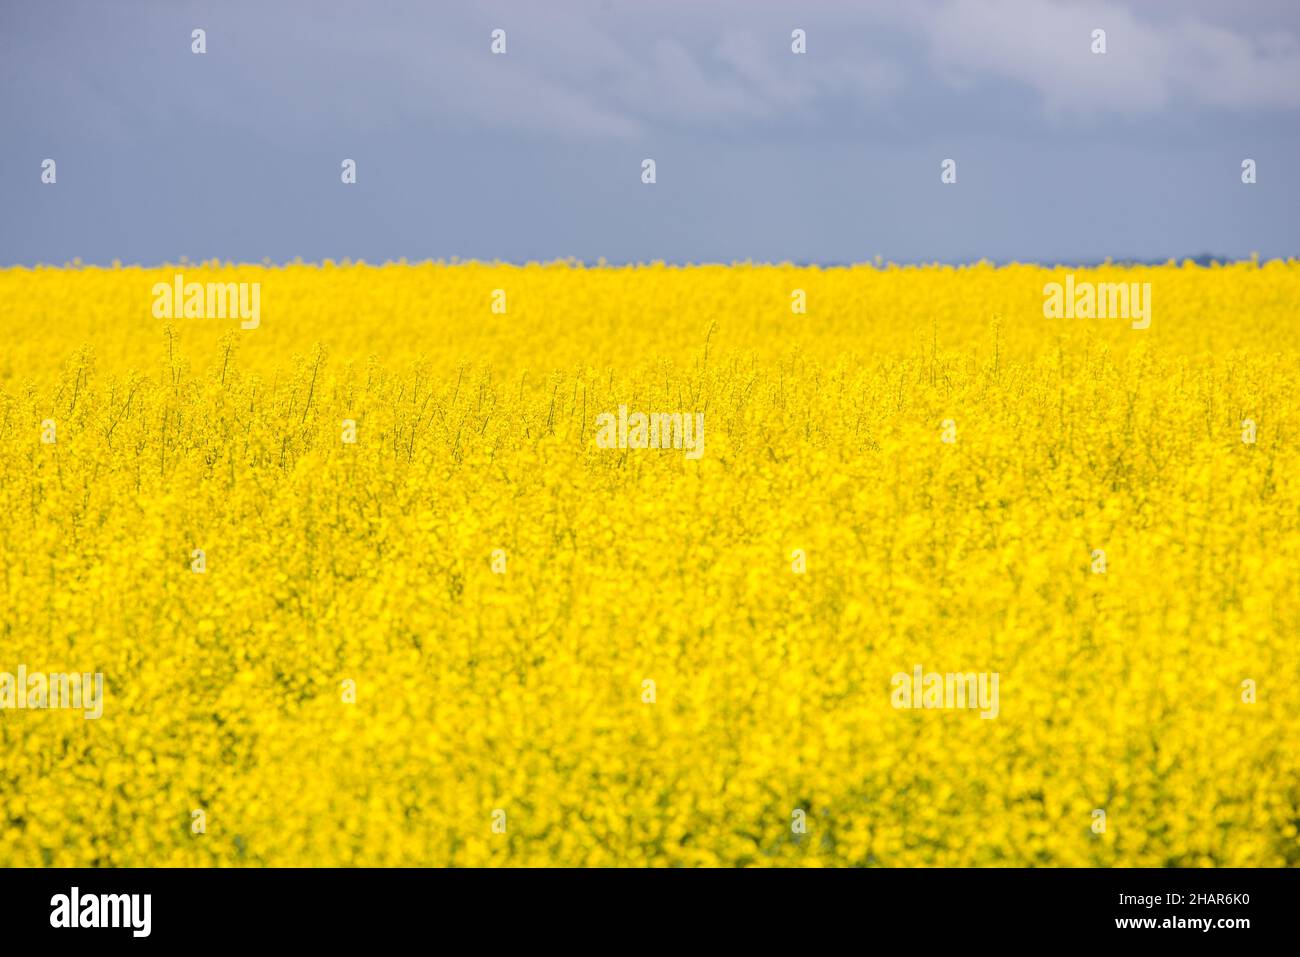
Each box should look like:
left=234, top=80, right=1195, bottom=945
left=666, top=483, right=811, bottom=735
left=0, top=259, right=1296, bottom=866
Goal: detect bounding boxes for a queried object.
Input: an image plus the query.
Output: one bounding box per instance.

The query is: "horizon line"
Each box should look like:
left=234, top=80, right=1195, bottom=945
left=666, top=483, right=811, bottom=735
left=0, top=254, right=1288, bottom=271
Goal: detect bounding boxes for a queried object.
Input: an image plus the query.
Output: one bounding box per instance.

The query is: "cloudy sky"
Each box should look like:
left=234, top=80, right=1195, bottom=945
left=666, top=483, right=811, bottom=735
left=2, top=0, right=1297, bottom=265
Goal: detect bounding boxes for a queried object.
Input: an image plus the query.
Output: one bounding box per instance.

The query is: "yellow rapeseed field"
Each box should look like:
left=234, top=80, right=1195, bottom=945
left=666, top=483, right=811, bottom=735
left=1, top=260, right=1298, bottom=867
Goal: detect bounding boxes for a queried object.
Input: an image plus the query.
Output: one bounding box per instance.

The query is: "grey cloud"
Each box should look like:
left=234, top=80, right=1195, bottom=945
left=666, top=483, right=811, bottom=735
left=0, top=0, right=1296, bottom=266
left=902, top=0, right=1300, bottom=117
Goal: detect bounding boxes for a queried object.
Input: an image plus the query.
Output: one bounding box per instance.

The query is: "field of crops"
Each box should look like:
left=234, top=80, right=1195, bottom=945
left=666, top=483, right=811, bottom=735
left=1, top=260, right=1298, bottom=866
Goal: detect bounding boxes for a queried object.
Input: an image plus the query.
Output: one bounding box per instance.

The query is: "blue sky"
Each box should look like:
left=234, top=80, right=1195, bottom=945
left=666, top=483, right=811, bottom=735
left=2, top=0, right=1298, bottom=265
